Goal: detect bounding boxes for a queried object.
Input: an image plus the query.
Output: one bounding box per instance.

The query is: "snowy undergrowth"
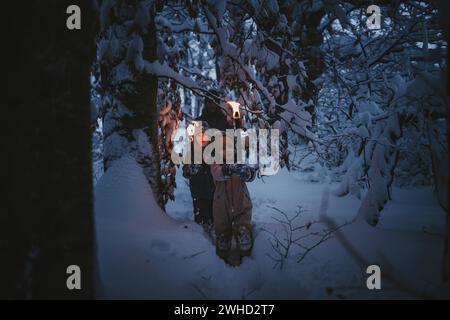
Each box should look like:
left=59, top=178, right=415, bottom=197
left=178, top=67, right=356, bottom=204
left=95, top=156, right=445, bottom=299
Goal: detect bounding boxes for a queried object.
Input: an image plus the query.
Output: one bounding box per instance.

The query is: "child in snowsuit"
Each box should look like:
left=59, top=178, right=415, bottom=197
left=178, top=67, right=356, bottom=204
left=182, top=120, right=216, bottom=227
left=183, top=162, right=215, bottom=226
left=211, top=163, right=256, bottom=261
left=182, top=90, right=230, bottom=227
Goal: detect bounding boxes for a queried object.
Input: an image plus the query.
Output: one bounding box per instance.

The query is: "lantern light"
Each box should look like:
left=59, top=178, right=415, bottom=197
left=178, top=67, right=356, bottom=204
left=186, top=124, right=195, bottom=137
left=226, top=101, right=241, bottom=120
left=187, top=121, right=200, bottom=136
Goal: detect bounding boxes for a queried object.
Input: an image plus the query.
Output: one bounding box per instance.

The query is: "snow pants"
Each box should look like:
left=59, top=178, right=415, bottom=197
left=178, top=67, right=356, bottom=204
left=212, top=175, right=253, bottom=254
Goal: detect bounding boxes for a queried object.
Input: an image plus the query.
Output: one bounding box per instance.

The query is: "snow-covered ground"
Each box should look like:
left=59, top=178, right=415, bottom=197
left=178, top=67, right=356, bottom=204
left=94, top=156, right=446, bottom=299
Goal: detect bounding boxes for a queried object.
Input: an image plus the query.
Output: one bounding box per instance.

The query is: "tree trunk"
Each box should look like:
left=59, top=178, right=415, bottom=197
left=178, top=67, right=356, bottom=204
left=134, top=13, right=163, bottom=206
left=1, top=0, right=97, bottom=299
left=436, top=0, right=450, bottom=282
left=100, top=2, right=163, bottom=206
left=443, top=28, right=450, bottom=282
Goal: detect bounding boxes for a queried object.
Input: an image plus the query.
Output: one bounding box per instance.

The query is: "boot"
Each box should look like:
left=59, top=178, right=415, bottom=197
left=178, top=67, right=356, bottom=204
left=202, top=220, right=215, bottom=242
left=236, top=225, right=253, bottom=257
left=216, top=233, right=231, bottom=261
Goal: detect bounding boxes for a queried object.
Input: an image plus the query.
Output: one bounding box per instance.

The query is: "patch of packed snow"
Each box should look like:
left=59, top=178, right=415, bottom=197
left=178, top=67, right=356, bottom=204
left=95, top=156, right=445, bottom=299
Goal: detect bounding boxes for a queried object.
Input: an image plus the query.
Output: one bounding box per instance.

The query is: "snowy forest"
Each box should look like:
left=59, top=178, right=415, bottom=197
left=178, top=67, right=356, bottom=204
left=2, top=0, right=450, bottom=300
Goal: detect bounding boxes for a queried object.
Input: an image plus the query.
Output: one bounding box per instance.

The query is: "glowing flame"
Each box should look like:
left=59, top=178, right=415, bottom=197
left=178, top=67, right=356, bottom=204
left=187, top=124, right=195, bottom=136
left=195, top=131, right=209, bottom=146
left=226, top=100, right=241, bottom=119
left=187, top=121, right=200, bottom=136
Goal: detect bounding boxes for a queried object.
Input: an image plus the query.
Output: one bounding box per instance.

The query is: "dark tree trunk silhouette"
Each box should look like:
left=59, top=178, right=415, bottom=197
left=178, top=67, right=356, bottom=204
left=438, top=0, right=450, bottom=282
left=1, top=0, right=97, bottom=299
left=98, top=2, right=163, bottom=207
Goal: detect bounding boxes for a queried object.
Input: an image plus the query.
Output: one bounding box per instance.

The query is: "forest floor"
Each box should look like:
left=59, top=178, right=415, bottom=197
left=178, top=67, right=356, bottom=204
left=94, top=156, right=446, bottom=299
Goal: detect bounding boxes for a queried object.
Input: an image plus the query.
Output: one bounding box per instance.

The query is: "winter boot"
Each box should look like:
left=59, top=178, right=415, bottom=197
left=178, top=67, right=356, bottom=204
left=194, top=208, right=202, bottom=224
left=236, top=225, right=253, bottom=257
left=216, top=233, right=231, bottom=261
left=202, top=220, right=215, bottom=242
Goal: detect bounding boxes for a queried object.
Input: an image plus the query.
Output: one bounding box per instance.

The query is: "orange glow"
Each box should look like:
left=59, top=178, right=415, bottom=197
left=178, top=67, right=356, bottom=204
left=187, top=123, right=195, bottom=136
left=187, top=121, right=201, bottom=137
left=195, top=131, right=209, bottom=146
left=226, top=100, right=241, bottom=119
